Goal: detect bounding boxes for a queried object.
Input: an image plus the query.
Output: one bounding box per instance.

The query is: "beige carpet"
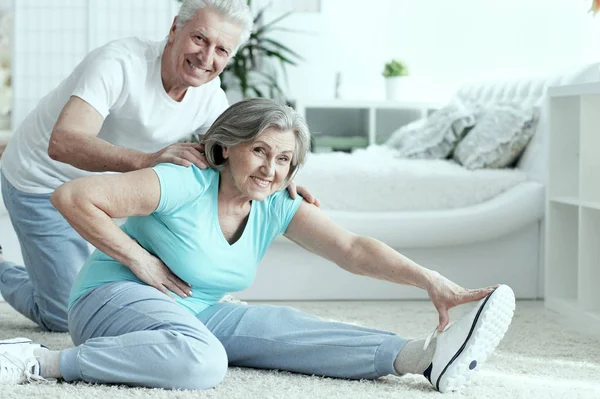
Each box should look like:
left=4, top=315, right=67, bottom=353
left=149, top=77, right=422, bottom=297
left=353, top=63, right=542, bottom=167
left=1, top=299, right=600, bottom=399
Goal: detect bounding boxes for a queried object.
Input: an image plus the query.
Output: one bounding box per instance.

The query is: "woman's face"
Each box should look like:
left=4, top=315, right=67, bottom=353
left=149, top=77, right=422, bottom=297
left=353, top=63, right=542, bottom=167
left=223, top=128, right=296, bottom=201
left=167, top=8, right=242, bottom=89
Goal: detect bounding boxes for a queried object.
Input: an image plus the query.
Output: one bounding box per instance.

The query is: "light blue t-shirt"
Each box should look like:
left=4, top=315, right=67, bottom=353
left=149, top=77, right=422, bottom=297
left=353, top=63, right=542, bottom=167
left=69, top=164, right=303, bottom=314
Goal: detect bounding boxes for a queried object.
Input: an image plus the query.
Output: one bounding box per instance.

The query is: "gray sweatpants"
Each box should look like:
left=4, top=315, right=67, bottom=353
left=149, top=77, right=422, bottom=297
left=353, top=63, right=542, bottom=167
left=0, top=173, right=89, bottom=332
left=62, top=281, right=407, bottom=389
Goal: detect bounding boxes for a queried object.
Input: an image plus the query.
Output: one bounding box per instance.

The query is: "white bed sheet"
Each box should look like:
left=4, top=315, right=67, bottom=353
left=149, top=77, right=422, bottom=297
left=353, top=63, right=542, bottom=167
left=294, top=146, right=529, bottom=211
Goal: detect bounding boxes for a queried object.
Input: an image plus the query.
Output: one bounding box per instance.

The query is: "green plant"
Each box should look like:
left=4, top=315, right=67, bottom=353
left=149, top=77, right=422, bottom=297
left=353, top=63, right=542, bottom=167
left=382, top=59, right=408, bottom=78
left=177, top=0, right=302, bottom=101
left=591, top=0, right=600, bottom=15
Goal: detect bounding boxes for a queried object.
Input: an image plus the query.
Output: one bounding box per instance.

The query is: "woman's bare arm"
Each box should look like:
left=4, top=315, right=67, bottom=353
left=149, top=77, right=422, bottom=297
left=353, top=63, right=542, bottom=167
left=50, top=169, right=192, bottom=298
left=284, top=202, right=496, bottom=329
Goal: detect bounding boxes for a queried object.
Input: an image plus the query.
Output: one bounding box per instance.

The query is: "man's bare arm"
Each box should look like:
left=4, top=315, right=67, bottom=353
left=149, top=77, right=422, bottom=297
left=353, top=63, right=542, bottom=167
left=48, top=96, right=207, bottom=172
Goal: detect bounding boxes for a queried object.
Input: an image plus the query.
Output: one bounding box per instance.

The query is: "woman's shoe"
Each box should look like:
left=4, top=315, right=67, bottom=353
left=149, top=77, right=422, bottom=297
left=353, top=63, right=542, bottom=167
left=423, top=284, right=516, bottom=393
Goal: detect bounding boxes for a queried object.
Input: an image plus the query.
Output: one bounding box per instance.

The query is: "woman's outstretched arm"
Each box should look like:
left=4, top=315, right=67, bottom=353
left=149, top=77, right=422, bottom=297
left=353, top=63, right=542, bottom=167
left=284, top=202, right=496, bottom=329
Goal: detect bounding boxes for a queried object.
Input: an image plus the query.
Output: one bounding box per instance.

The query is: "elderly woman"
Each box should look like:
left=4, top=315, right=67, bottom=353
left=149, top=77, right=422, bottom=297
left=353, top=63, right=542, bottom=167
left=0, top=0, right=314, bottom=333
left=0, top=99, right=514, bottom=393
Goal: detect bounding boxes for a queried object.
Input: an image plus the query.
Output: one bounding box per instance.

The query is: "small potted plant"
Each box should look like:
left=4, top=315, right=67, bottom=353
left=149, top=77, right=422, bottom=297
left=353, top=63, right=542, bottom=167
left=382, top=59, right=408, bottom=101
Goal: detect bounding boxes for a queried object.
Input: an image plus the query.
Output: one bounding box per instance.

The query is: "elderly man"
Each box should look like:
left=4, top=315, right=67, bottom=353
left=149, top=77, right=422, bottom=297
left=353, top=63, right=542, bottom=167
left=0, top=0, right=313, bottom=332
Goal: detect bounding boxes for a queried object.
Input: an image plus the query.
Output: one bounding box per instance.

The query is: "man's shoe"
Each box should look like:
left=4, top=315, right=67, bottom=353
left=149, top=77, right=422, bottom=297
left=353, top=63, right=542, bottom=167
left=0, top=338, right=45, bottom=384
left=423, top=284, right=516, bottom=393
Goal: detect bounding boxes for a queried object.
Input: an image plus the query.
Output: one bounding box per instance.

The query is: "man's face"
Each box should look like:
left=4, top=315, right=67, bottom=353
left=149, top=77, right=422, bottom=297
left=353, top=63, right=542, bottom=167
left=167, top=8, right=242, bottom=88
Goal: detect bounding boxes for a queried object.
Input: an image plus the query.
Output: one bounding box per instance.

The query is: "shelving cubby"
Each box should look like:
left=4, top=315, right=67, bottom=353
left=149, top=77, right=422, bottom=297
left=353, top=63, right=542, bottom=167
left=296, top=100, right=440, bottom=152
left=545, top=82, right=600, bottom=332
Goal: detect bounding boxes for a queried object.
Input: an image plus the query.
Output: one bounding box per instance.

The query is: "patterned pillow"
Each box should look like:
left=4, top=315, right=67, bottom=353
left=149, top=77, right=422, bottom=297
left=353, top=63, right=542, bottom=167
left=385, top=100, right=476, bottom=159
left=385, top=118, right=426, bottom=150
left=453, top=103, right=539, bottom=169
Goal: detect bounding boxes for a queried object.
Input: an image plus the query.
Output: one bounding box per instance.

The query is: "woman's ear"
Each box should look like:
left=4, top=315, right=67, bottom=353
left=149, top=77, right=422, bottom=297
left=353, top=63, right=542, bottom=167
left=222, top=146, right=229, bottom=160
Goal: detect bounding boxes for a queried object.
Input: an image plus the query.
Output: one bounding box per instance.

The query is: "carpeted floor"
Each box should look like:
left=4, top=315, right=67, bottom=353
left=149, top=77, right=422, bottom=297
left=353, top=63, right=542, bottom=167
left=1, top=299, right=600, bottom=399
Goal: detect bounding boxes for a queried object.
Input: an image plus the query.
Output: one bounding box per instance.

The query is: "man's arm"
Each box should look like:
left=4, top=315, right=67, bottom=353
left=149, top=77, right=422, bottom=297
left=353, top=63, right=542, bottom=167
left=48, top=96, right=207, bottom=172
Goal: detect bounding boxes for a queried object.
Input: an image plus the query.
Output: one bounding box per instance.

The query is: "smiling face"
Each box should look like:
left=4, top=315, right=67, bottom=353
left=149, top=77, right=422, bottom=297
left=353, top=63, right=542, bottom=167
left=163, top=8, right=242, bottom=98
left=222, top=127, right=297, bottom=202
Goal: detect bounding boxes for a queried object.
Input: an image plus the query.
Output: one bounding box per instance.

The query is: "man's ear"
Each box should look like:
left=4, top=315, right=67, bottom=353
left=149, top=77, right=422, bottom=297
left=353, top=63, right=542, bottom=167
left=222, top=146, right=229, bottom=160
left=168, top=17, right=178, bottom=44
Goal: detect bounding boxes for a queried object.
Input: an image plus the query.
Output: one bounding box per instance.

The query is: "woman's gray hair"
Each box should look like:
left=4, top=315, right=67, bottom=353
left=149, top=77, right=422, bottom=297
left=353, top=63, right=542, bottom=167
left=176, top=0, right=253, bottom=51
left=202, top=98, right=311, bottom=187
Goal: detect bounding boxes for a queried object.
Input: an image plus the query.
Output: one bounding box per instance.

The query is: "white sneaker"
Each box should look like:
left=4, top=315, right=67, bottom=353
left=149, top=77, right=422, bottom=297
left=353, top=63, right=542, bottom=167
left=423, top=284, right=516, bottom=393
left=0, top=337, right=46, bottom=384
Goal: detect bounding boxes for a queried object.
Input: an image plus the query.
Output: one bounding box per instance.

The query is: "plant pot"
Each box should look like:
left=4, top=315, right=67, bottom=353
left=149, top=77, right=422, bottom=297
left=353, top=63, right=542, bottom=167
left=384, top=76, right=409, bottom=101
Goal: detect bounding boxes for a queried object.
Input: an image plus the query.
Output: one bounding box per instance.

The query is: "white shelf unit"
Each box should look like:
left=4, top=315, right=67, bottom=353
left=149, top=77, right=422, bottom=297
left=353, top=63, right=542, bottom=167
left=295, top=100, right=440, bottom=152
left=546, top=82, right=600, bottom=331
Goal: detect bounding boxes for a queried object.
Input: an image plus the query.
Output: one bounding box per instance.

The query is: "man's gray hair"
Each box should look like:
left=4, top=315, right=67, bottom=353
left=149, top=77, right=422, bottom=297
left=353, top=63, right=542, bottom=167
left=176, top=0, right=253, bottom=51
left=202, top=98, right=311, bottom=187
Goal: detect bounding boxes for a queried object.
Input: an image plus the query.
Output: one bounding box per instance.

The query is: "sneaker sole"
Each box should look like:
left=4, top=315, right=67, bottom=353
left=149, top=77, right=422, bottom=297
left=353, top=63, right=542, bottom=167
left=437, top=284, right=516, bottom=393
left=0, top=338, right=32, bottom=346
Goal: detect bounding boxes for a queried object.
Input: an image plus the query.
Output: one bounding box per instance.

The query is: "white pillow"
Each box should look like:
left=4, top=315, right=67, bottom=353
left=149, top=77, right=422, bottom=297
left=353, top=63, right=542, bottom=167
left=386, top=99, right=476, bottom=159
left=453, top=103, right=539, bottom=169
left=385, top=118, right=426, bottom=150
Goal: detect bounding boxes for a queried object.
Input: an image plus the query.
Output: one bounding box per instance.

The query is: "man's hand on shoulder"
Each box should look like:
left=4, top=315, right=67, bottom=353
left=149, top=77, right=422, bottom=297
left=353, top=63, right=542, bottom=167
left=287, top=181, right=320, bottom=207
left=144, top=142, right=208, bottom=169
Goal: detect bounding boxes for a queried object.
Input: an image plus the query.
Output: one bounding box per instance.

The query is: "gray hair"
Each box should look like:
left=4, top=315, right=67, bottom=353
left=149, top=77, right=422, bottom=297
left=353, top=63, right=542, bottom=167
left=202, top=98, right=311, bottom=187
left=176, top=0, right=253, bottom=52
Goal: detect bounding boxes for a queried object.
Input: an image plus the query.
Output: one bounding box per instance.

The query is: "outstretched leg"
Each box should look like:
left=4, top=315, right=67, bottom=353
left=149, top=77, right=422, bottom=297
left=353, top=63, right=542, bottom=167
left=197, top=302, right=407, bottom=380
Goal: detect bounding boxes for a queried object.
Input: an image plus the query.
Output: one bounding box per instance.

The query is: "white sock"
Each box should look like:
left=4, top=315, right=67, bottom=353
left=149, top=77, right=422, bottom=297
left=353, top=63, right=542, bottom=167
left=34, top=348, right=62, bottom=379
left=394, top=338, right=437, bottom=375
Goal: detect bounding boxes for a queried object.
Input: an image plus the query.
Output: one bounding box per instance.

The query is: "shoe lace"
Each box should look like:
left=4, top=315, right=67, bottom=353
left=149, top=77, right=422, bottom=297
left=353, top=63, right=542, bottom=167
left=0, top=352, right=46, bottom=383
left=423, top=321, right=455, bottom=350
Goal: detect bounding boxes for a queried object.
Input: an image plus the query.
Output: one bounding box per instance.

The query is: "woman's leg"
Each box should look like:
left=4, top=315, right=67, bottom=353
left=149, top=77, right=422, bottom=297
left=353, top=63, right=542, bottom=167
left=62, top=281, right=227, bottom=390
left=197, top=303, right=407, bottom=380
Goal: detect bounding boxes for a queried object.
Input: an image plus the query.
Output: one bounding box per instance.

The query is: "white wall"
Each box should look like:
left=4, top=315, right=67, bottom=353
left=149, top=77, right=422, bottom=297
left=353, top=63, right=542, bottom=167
left=9, top=0, right=600, bottom=123
left=12, top=0, right=178, bottom=128
left=271, top=0, right=600, bottom=103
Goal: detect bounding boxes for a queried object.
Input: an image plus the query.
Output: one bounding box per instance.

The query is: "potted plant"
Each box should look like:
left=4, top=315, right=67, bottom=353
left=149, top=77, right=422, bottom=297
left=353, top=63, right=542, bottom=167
left=382, top=59, right=408, bottom=101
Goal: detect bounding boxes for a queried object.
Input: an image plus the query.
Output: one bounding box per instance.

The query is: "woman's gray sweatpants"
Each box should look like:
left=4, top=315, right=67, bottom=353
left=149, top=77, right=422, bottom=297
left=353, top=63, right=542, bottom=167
left=61, top=281, right=407, bottom=390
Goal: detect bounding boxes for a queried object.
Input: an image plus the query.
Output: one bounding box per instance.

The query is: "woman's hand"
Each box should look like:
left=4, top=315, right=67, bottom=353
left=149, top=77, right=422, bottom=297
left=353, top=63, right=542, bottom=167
left=287, top=182, right=320, bottom=207
left=129, top=248, right=193, bottom=300
left=426, top=271, right=498, bottom=331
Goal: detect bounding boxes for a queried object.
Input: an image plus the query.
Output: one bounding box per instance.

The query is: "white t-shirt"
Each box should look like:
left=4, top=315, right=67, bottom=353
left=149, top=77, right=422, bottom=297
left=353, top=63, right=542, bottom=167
left=1, top=37, right=229, bottom=194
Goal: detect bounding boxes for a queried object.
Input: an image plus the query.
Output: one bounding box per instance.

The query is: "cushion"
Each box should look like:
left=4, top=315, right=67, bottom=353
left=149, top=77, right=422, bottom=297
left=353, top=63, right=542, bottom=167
left=385, top=118, right=425, bottom=149
left=385, top=99, right=476, bottom=159
left=453, top=103, right=539, bottom=169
